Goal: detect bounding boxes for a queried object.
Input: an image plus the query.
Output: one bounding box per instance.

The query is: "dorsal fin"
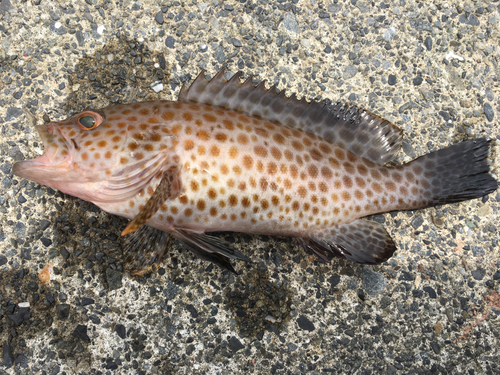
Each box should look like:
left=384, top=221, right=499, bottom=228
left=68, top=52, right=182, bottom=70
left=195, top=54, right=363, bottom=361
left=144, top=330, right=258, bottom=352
left=178, top=68, right=403, bottom=165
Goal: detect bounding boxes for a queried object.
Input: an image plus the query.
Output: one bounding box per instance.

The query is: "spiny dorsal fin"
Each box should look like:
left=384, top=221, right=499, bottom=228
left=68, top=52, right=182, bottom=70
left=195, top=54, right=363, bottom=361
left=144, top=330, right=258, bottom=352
left=178, top=68, right=403, bottom=165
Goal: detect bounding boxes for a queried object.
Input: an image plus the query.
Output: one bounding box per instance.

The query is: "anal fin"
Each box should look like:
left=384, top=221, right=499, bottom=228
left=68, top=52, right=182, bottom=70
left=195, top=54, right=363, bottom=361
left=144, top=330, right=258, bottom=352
left=298, top=220, right=396, bottom=264
left=122, top=225, right=171, bottom=276
left=122, top=166, right=182, bottom=236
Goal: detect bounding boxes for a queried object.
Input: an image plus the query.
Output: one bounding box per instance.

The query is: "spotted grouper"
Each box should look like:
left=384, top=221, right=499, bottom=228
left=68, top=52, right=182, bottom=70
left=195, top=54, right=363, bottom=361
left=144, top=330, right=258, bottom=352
left=13, top=69, right=498, bottom=274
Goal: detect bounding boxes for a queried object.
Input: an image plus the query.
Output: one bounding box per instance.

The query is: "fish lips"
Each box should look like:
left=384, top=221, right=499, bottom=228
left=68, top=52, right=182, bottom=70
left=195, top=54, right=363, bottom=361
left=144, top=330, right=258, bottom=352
left=13, top=154, right=72, bottom=184
left=13, top=124, right=73, bottom=183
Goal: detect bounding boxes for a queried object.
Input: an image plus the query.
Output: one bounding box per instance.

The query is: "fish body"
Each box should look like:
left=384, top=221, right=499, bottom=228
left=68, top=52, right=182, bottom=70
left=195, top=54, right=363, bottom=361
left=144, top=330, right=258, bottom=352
left=95, top=101, right=409, bottom=234
left=13, top=69, right=498, bottom=273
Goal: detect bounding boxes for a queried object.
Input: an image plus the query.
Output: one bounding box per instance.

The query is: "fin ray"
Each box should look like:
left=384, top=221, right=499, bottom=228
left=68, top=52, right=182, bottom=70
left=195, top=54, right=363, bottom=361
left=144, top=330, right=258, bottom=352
left=121, top=165, right=182, bottom=235
left=300, top=220, right=396, bottom=264
left=179, top=241, right=237, bottom=273
left=403, top=138, right=498, bottom=209
left=178, top=68, right=403, bottom=165
left=173, top=229, right=251, bottom=263
left=122, top=225, right=171, bottom=276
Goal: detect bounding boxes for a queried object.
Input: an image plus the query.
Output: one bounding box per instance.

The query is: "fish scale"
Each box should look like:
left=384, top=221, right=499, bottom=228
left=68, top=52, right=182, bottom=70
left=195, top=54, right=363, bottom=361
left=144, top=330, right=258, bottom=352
left=13, top=69, right=498, bottom=274
left=117, top=103, right=417, bottom=235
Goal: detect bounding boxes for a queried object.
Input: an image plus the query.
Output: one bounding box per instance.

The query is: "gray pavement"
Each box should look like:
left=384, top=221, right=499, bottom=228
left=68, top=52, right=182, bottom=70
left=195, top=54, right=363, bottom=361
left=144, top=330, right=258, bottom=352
left=0, top=0, right=499, bottom=374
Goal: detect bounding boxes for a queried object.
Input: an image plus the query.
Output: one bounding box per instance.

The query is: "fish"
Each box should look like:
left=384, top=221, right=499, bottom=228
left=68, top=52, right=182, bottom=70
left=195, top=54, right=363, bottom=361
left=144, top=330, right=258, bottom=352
left=13, top=68, right=498, bottom=275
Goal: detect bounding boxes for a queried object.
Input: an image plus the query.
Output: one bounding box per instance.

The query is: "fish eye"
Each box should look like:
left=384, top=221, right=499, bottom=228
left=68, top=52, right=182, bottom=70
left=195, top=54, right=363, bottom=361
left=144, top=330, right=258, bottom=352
left=79, top=115, right=95, bottom=129
left=76, top=111, right=104, bottom=130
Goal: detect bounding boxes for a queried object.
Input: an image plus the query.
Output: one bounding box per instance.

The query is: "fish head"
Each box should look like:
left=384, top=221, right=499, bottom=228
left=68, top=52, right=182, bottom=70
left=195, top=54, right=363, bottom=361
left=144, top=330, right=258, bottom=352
left=13, top=106, right=170, bottom=202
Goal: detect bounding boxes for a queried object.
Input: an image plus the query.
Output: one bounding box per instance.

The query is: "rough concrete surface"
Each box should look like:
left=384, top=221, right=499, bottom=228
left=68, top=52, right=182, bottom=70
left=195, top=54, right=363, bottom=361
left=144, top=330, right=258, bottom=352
left=1, top=0, right=500, bottom=374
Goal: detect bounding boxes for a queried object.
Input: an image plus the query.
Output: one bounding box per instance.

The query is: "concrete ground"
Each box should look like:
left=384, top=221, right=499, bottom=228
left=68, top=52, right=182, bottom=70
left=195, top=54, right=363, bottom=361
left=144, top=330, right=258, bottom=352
left=1, top=0, right=499, bottom=374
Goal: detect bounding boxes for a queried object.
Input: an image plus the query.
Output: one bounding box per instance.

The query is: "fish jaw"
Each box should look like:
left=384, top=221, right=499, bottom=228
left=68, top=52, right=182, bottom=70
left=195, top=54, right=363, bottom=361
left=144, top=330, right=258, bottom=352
left=12, top=153, right=102, bottom=201
left=13, top=153, right=70, bottom=183
left=13, top=119, right=111, bottom=201
left=13, top=121, right=76, bottom=181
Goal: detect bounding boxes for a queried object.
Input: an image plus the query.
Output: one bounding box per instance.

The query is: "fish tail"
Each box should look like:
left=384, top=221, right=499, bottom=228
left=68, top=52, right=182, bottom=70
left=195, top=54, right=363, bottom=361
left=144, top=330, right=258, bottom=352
left=405, top=138, right=498, bottom=209
left=298, top=139, right=497, bottom=266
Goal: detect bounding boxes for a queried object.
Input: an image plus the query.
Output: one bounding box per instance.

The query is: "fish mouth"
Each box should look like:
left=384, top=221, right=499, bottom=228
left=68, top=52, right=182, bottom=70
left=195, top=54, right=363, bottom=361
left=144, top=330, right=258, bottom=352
left=13, top=123, right=75, bottom=184
left=13, top=154, right=73, bottom=183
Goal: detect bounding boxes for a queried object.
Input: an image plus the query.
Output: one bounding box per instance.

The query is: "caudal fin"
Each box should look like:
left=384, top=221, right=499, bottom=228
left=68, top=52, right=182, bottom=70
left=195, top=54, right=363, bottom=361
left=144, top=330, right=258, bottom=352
left=407, top=138, right=498, bottom=208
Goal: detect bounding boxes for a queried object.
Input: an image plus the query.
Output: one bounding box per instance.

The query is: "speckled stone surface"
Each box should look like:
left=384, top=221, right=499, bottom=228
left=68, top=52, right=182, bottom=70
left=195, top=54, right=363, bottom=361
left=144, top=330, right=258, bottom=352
left=1, top=0, right=500, bottom=374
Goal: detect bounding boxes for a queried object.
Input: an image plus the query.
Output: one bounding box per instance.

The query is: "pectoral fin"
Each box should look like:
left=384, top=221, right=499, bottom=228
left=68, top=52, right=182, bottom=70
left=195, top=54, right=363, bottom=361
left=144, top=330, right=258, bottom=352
left=298, top=220, right=396, bottom=264
left=121, top=166, right=182, bottom=236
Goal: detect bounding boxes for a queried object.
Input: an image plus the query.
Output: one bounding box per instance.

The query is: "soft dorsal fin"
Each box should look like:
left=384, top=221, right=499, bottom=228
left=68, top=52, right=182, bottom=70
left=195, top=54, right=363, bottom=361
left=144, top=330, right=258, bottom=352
left=178, top=68, right=403, bottom=165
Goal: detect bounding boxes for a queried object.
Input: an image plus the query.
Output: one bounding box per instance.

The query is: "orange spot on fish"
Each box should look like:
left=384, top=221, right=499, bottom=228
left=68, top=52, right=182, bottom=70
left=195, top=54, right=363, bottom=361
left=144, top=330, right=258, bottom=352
left=210, top=145, right=220, bottom=157
left=385, top=182, right=396, bottom=191
left=229, top=195, right=238, bottom=206
left=372, top=183, right=383, bottom=193
left=203, top=114, right=217, bottom=122
left=215, top=133, right=228, bottom=142
left=242, top=155, right=253, bottom=169
left=241, top=197, right=250, bottom=207
left=233, top=165, right=242, bottom=175
left=128, top=143, right=139, bottom=151
left=254, top=146, right=267, bottom=157
left=133, top=133, right=146, bottom=141
left=229, top=147, right=238, bottom=159
left=197, top=200, right=206, bottom=211
left=184, top=140, right=195, bottom=150
left=297, top=186, right=307, bottom=198
left=220, top=164, right=229, bottom=174
left=162, top=112, right=174, bottom=121
left=255, top=128, right=269, bottom=138
left=237, top=134, right=249, bottom=144
left=267, top=162, right=277, bottom=175
left=223, top=119, right=234, bottom=130
left=197, top=130, right=210, bottom=140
